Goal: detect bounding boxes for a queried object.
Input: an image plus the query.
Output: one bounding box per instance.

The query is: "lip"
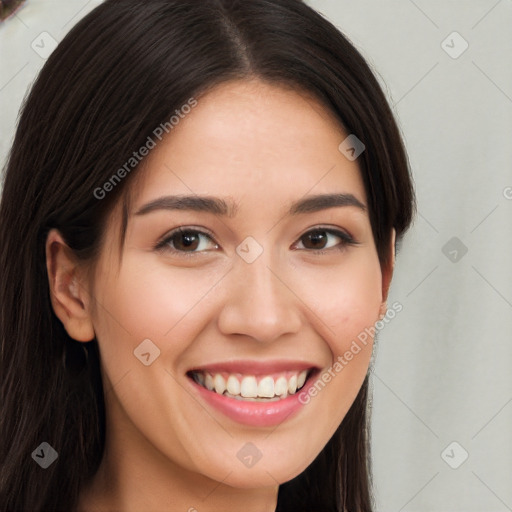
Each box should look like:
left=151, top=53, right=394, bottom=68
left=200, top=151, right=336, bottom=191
left=186, top=364, right=321, bottom=427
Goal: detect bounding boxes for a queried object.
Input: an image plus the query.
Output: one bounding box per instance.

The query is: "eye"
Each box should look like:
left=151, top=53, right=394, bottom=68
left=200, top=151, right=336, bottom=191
left=155, top=227, right=218, bottom=256
left=293, top=227, right=357, bottom=254
left=154, top=225, right=358, bottom=258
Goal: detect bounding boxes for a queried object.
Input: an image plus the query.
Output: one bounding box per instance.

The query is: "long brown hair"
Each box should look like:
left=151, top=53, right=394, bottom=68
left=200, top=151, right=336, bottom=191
left=0, top=1, right=415, bottom=510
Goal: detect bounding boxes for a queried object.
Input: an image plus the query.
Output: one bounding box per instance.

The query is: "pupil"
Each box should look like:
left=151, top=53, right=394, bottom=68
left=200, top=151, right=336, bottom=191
left=179, top=232, right=198, bottom=250
left=308, top=231, right=325, bottom=248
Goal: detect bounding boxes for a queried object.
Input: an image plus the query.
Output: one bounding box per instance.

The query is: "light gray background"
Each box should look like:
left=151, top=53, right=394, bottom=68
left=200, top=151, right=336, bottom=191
left=1, top=1, right=511, bottom=511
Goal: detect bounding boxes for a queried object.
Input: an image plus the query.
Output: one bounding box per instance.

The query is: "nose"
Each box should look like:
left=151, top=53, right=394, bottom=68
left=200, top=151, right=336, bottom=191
left=217, top=251, right=302, bottom=343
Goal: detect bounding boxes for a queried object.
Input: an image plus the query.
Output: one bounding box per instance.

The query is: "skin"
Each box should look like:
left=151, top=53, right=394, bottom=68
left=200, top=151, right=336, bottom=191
left=46, top=78, right=395, bottom=512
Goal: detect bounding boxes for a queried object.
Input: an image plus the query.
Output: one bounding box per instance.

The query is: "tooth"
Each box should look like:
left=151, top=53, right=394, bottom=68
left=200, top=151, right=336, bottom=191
left=258, top=376, right=275, bottom=398
left=204, top=373, right=214, bottom=391
left=224, top=390, right=281, bottom=402
left=288, top=374, right=298, bottom=394
left=240, top=376, right=258, bottom=398
left=201, top=370, right=310, bottom=399
left=274, top=376, right=288, bottom=396
left=213, top=374, right=226, bottom=394
left=226, top=375, right=241, bottom=395
left=297, top=370, right=308, bottom=389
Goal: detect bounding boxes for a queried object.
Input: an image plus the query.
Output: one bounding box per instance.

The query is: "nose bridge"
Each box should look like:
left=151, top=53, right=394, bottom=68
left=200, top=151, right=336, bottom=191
left=217, top=240, right=301, bottom=342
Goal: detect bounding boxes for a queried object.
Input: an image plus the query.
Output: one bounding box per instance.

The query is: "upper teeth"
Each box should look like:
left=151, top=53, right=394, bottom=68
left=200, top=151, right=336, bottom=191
left=192, top=370, right=309, bottom=399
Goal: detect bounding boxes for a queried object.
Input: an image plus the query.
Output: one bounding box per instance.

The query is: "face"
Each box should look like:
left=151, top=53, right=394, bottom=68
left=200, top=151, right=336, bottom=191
left=52, top=79, right=393, bottom=491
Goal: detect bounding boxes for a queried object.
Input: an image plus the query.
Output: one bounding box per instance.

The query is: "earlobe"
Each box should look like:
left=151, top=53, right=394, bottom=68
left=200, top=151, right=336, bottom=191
left=379, top=228, right=396, bottom=319
left=45, top=229, right=96, bottom=342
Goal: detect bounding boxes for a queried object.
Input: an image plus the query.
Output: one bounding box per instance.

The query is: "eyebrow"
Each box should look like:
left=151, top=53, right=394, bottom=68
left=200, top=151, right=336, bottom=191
left=134, top=192, right=366, bottom=217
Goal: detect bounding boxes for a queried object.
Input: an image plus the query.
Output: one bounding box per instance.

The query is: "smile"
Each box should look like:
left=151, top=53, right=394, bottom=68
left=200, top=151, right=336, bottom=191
left=189, top=369, right=311, bottom=402
left=185, top=360, right=322, bottom=426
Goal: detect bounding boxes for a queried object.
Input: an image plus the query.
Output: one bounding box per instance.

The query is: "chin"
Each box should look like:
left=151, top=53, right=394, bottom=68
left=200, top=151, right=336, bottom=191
left=209, top=456, right=312, bottom=489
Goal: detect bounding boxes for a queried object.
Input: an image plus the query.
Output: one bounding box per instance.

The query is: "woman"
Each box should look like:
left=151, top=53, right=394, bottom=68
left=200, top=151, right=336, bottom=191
left=0, top=0, right=415, bottom=510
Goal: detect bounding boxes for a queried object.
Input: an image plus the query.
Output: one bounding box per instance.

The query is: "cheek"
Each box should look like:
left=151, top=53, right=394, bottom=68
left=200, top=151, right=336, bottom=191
left=291, top=256, right=381, bottom=430
left=89, top=259, right=229, bottom=393
left=93, top=259, right=224, bottom=344
left=295, top=253, right=383, bottom=353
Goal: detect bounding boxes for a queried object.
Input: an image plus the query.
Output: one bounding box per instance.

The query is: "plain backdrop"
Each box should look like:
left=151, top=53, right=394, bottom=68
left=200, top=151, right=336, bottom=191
left=1, top=1, right=511, bottom=511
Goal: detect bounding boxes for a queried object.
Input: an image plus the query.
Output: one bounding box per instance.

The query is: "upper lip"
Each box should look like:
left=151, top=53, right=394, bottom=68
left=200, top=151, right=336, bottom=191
left=188, top=360, right=321, bottom=376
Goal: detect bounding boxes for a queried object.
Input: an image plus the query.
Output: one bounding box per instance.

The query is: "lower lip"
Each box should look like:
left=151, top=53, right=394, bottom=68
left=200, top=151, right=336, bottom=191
left=187, top=371, right=318, bottom=427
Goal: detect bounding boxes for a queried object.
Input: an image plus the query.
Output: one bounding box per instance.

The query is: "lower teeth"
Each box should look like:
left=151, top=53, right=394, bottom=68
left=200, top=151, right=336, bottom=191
left=222, top=390, right=283, bottom=402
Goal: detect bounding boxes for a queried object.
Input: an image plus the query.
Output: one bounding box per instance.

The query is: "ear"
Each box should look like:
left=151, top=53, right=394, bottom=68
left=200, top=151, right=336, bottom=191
left=378, top=228, right=396, bottom=320
left=45, top=229, right=95, bottom=342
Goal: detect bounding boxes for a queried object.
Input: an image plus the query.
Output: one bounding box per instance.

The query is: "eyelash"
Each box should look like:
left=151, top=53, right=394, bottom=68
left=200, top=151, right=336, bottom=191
left=154, top=226, right=359, bottom=258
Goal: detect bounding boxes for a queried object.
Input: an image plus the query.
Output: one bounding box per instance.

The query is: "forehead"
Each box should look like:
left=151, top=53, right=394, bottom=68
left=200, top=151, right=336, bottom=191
left=127, top=79, right=366, bottom=213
